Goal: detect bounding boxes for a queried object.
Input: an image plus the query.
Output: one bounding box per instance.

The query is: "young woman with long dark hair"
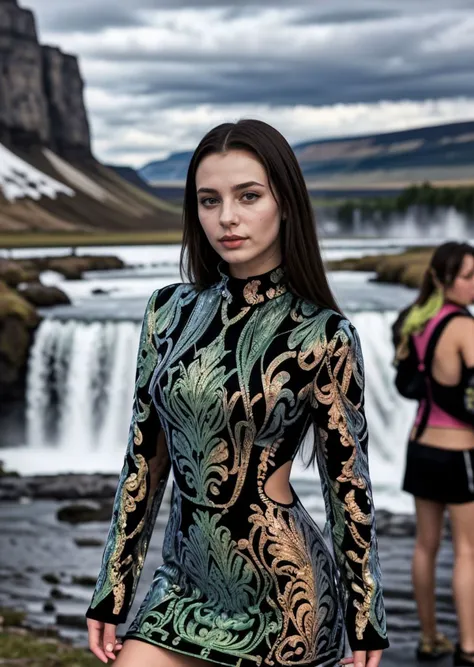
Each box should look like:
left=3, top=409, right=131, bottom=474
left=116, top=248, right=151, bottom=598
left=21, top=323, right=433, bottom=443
left=393, top=241, right=474, bottom=666
left=86, top=119, right=389, bottom=667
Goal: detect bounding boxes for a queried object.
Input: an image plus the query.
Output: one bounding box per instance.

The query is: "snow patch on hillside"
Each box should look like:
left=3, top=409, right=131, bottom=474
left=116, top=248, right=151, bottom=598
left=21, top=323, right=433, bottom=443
left=43, top=148, right=112, bottom=202
left=0, top=143, right=75, bottom=202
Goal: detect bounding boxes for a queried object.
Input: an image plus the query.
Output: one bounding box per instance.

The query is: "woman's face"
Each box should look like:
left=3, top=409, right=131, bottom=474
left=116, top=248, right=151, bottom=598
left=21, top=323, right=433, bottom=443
left=445, top=253, right=474, bottom=306
left=195, top=149, right=282, bottom=277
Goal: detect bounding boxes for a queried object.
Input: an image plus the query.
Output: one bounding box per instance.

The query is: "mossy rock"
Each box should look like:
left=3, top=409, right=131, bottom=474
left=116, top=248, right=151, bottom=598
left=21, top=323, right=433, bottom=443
left=0, top=461, right=20, bottom=478
left=0, top=282, right=40, bottom=326
left=17, top=284, right=71, bottom=308
left=57, top=500, right=113, bottom=524
left=400, top=262, right=429, bottom=289
left=328, top=247, right=434, bottom=289
left=0, top=282, right=41, bottom=394
left=326, top=255, right=384, bottom=272
left=0, top=259, right=37, bottom=287
left=0, top=607, right=26, bottom=627
left=45, top=255, right=125, bottom=280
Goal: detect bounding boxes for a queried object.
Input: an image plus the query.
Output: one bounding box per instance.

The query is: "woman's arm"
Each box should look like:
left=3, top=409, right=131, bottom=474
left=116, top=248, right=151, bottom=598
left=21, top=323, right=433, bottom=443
left=457, top=318, right=474, bottom=419
left=86, top=289, right=171, bottom=625
left=311, top=317, right=389, bottom=651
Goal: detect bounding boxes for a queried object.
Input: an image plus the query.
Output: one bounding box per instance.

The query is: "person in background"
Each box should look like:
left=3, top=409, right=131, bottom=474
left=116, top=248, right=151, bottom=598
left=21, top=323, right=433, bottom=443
left=85, top=119, right=389, bottom=667
left=393, top=241, right=474, bottom=666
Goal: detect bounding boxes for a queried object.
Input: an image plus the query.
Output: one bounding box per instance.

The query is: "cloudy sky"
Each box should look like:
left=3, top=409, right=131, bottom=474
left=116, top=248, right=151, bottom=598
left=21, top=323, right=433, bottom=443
left=25, top=0, right=474, bottom=167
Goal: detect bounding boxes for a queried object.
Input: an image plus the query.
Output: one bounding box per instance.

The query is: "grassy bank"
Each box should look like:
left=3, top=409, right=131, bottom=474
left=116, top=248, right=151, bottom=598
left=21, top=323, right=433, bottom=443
left=326, top=246, right=434, bottom=289
left=0, top=230, right=183, bottom=249
left=0, top=608, right=96, bottom=667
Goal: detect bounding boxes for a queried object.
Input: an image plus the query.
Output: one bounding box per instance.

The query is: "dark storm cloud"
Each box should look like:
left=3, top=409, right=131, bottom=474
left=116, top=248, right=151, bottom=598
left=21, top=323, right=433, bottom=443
left=26, top=4, right=146, bottom=33
left=25, top=0, right=474, bottom=119
left=294, top=10, right=401, bottom=26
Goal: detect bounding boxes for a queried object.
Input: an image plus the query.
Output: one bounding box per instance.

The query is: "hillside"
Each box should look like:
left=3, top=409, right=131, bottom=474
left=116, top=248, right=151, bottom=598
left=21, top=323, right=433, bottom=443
left=0, top=0, right=181, bottom=234
left=140, top=120, right=474, bottom=191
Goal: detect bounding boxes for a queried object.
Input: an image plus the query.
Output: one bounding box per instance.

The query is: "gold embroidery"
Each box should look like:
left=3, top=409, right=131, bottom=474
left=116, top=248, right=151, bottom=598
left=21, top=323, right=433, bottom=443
left=244, top=280, right=265, bottom=305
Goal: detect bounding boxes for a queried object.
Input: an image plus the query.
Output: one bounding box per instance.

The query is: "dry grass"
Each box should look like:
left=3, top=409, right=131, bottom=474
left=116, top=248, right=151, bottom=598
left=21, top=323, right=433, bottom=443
left=0, top=230, right=183, bottom=249
left=0, top=632, right=98, bottom=667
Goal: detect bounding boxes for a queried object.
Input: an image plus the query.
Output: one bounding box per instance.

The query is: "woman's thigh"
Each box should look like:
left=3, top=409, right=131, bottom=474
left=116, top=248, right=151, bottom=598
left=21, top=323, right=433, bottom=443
left=114, top=639, right=215, bottom=667
left=414, top=497, right=445, bottom=551
left=449, top=501, right=474, bottom=556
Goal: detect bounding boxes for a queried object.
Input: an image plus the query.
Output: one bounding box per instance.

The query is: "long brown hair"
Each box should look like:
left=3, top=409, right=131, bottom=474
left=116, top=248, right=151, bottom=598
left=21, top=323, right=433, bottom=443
left=179, top=119, right=341, bottom=314
left=392, top=241, right=474, bottom=346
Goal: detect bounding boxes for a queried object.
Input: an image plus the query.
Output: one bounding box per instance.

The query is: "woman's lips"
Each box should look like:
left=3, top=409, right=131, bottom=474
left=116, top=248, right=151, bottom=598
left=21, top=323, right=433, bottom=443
left=219, top=237, right=247, bottom=249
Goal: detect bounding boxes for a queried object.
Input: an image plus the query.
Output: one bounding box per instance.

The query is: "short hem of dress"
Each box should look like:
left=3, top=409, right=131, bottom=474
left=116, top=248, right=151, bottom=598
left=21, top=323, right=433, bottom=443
left=403, top=486, right=474, bottom=505
left=124, top=632, right=250, bottom=667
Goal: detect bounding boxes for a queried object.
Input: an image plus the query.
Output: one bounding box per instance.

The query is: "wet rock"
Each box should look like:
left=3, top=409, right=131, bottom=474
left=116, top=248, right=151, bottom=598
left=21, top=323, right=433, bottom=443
left=0, top=259, right=38, bottom=287
left=57, top=500, right=113, bottom=524
left=0, top=461, right=20, bottom=478
left=50, top=588, right=72, bottom=600
left=56, top=613, right=87, bottom=629
left=72, top=575, right=97, bottom=587
left=376, top=510, right=417, bottom=538
left=42, top=573, right=61, bottom=585
left=74, top=537, right=104, bottom=548
left=17, top=283, right=71, bottom=307
left=43, top=600, right=56, bottom=613
left=42, top=255, right=125, bottom=280
left=0, top=473, right=118, bottom=501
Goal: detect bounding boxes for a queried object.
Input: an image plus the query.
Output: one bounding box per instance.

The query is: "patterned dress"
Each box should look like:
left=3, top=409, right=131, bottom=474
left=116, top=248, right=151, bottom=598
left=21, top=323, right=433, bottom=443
left=86, top=263, right=389, bottom=667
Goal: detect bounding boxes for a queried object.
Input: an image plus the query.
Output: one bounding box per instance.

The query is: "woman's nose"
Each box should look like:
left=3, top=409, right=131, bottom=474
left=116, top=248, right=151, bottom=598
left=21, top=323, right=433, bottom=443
left=219, top=199, right=239, bottom=225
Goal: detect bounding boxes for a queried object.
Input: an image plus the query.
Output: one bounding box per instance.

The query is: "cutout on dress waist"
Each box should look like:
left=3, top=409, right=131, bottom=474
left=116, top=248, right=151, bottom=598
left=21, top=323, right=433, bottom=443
left=263, top=460, right=295, bottom=506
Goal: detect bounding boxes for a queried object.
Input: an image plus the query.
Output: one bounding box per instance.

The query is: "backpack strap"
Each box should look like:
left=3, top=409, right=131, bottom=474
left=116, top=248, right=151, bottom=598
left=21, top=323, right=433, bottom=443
left=413, top=310, right=468, bottom=441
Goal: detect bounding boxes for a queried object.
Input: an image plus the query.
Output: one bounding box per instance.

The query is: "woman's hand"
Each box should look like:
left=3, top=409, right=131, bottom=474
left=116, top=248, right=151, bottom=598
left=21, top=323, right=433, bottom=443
left=87, top=618, right=123, bottom=663
left=341, top=649, right=384, bottom=667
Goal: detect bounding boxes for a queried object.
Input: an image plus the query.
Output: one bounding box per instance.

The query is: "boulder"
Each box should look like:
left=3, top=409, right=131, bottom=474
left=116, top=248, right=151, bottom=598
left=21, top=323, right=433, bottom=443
left=326, top=248, right=433, bottom=290
left=74, top=537, right=104, bottom=548
left=56, top=613, right=86, bottom=629
left=0, top=472, right=119, bottom=501
left=17, top=283, right=71, bottom=307
left=0, top=258, right=39, bottom=287
left=72, top=575, right=97, bottom=587
left=57, top=500, right=113, bottom=524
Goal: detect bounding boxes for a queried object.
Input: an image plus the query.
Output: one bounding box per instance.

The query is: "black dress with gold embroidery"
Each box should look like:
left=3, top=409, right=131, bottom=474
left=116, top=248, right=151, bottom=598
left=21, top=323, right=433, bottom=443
left=86, top=263, right=389, bottom=666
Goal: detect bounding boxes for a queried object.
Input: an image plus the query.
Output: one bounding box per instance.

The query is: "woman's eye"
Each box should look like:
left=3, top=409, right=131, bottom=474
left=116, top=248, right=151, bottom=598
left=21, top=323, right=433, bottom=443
left=242, top=192, right=259, bottom=202
left=200, top=197, right=219, bottom=206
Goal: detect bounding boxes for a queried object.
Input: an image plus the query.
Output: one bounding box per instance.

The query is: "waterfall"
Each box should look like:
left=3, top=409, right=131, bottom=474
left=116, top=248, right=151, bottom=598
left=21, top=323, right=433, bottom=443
left=25, top=319, right=141, bottom=466
left=21, top=311, right=416, bottom=512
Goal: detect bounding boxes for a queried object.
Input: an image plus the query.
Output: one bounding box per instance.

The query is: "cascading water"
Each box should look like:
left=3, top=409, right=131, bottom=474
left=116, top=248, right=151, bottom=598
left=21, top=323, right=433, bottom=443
left=25, top=319, right=141, bottom=469
left=22, top=310, right=417, bottom=513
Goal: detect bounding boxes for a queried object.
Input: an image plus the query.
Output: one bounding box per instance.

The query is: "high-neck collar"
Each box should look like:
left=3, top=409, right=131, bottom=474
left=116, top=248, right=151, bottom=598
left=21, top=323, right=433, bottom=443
left=216, top=261, right=288, bottom=307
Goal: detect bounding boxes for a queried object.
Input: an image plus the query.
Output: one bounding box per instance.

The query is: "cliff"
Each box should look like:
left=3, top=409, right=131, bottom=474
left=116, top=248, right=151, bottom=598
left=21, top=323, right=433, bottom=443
left=0, top=0, right=91, bottom=157
left=0, top=0, right=182, bottom=234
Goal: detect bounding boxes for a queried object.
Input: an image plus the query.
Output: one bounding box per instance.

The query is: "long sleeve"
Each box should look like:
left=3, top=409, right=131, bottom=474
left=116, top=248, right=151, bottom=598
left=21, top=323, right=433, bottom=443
left=311, top=317, right=389, bottom=651
left=86, top=289, right=171, bottom=625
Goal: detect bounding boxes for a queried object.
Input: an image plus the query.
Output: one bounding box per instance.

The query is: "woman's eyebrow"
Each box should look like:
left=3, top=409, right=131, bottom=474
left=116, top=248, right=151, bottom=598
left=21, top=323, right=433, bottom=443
left=197, top=181, right=265, bottom=194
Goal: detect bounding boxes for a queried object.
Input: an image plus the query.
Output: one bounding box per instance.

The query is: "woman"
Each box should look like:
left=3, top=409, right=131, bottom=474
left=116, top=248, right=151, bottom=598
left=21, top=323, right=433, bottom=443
left=86, top=119, right=389, bottom=667
left=394, top=241, right=474, bottom=666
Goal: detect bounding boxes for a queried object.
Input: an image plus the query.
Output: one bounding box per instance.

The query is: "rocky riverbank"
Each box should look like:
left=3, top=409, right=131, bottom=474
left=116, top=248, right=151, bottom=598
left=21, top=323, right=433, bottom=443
left=326, top=246, right=434, bottom=289
left=0, top=481, right=458, bottom=667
